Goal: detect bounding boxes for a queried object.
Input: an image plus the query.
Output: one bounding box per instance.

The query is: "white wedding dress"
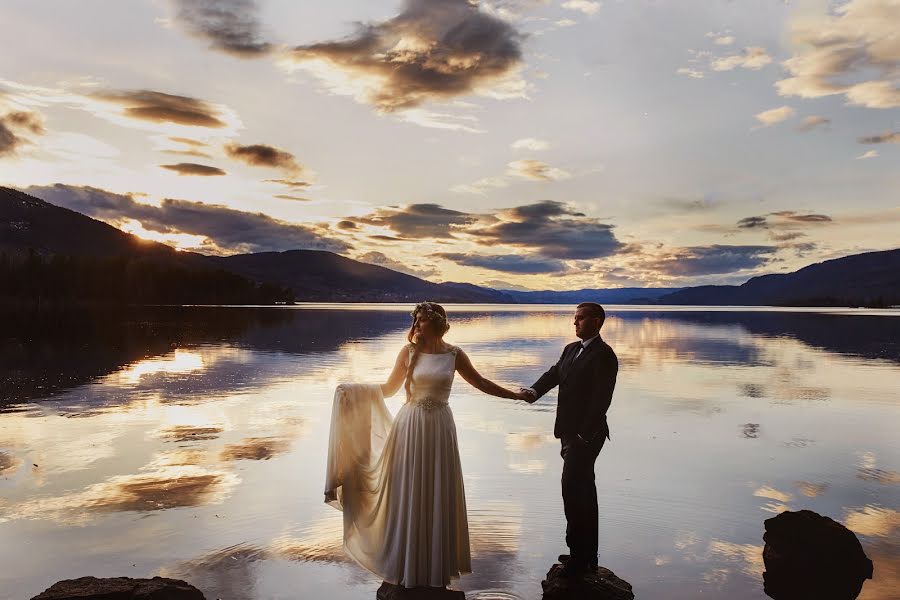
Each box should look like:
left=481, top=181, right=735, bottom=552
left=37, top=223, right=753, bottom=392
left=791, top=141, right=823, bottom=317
left=325, top=343, right=472, bottom=587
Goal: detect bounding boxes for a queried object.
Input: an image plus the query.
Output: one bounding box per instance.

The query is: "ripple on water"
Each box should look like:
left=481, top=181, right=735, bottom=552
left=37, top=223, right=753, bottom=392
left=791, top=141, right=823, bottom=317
left=465, top=590, right=526, bottom=600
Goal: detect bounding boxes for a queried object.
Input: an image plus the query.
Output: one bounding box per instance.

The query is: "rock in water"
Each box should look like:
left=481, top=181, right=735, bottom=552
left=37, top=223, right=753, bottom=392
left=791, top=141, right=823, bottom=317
left=763, top=509, right=874, bottom=600
left=30, top=576, right=205, bottom=600
left=542, top=563, right=634, bottom=600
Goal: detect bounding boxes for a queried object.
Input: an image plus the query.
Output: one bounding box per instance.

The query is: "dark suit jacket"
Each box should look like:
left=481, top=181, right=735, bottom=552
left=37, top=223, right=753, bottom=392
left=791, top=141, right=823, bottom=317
left=529, top=336, right=618, bottom=442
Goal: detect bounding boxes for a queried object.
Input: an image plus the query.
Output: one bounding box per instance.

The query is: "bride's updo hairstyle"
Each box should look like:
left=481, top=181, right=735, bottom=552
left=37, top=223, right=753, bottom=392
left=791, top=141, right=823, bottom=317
left=404, top=301, right=451, bottom=399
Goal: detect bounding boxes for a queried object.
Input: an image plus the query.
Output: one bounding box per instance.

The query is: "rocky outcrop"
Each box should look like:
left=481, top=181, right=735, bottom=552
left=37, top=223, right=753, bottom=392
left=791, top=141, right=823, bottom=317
left=541, top=563, right=634, bottom=600
left=763, top=509, right=874, bottom=600
left=30, top=576, right=205, bottom=600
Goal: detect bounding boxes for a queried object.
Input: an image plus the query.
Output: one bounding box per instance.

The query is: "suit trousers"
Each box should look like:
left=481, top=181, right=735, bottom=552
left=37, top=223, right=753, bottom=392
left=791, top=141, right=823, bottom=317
left=560, top=434, right=605, bottom=568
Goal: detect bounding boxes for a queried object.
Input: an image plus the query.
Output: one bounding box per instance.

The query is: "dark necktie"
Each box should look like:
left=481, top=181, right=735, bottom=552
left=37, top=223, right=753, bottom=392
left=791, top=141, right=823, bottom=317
left=575, top=341, right=587, bottom=359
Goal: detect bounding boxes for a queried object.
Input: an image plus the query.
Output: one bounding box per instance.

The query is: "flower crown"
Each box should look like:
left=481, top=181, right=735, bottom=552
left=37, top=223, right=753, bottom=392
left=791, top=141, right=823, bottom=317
left=411, top=301, right=447, bottom=326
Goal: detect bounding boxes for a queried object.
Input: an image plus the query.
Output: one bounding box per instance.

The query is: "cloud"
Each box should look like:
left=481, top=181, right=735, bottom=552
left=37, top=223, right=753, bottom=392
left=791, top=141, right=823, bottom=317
left=453, top=158, right=571, bottom=193
left=737, top=216, right=768, bottom=229
left=507, top=159, right=570, bottom=181
left=169, top=136, right=209, bottom=147
left=754, top=105, right=795, bottom=126
left=163, top=148, right=213, bottom=158
left=23, top=183, right=351, bottom=255
left=468, top=200, right=622, bottom=260
left=0, top=110, right=44, bottom=157
left=284, top=0, right=528, bottom=116
left=160, top=162, right=227, bottom=176
left=645, top=245, right=778, bottom=276
left=511, top=137, right=549, bottom=151
left=737, top=211, right=833, bottom=230
left=224, top=142, right=306, bottom=176
left=264, top=178, right=313, bottom=189
left=335, top=220, right=357, bottom=230
left=91, top=89, right=228, bottom=127
left=352, top=203, right=478, bottom=238
left=0, top=78, right=242, bottom=135
left=776, top=0, right=900, bottom=109
left=170, top=0, right=273, bottom=57
left=676, top=67, right=705, bottom=79
left=858, top=130, right=900, bottom=144
left=431, top=251, right=567, bottom=273
left=451, top=175, right=509, bottom=195
left=856, top=149, right=879, bottom=159
left=795, top=115, right=830, bottom=131
left=659, top=195, right=720, bottom=212
left=356, top=250, right=438, bottom=278
left=561, top=0, right=602, bottom=15
left=273, top=194, right=310, bottom=202
left=711, top=46, right=772, bottom=71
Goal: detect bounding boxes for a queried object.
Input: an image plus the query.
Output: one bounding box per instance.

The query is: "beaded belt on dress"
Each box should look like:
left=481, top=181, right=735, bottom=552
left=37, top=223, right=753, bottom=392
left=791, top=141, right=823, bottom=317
left=408, top=395, right=449, bottom=410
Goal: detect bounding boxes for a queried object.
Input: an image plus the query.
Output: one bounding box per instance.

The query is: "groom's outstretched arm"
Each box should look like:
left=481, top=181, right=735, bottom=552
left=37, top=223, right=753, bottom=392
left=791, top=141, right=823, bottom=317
left=528, top=344, right=570, bottom=401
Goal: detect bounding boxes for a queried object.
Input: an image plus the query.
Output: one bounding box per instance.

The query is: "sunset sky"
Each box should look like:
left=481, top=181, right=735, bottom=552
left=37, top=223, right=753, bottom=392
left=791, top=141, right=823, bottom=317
left=1, top=0, right=897, bottom=290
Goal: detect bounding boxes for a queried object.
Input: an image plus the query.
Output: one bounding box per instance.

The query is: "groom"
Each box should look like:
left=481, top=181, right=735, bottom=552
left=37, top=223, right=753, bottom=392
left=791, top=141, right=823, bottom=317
left=519, top=302, right=618, bottom=577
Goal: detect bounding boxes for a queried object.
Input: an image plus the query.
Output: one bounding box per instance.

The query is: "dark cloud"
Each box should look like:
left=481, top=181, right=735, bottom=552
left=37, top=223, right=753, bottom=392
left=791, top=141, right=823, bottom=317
left=224, top=142, right=304, bottom=175
left=349, top=199, right=622, bottom=261
left=4, top=110, right=44, bottom=134
left=287, top=0, right=525, bottom=111
left=468, top=200, right=622, bottom=260
left=273, top=194, right=310, bottom=202
left=369, top=234, right=406, bottom=242
left=264, top=178, right=312, bottom=189
left=24, top=184, right=351, bottom=255
left=93, top=90, right=227, bottom=127
left=737, top=211, right=833, bottom=229
left=431, top=252, right=567, bottom=274
left=0, top=110, right=44, bottom=157
left=335, top=220, right=357, bottom=230
left=161, top=162, right=227, bottom=176
left=353, top=203, right=477, bottom=238
left=645, top=245, right=778, bottom=276
left=172, top=0, right=273, bottom=57
left=774, top=211, right=832, bottom=224
left=858, top=131, right=900, bottom=144
left=169, top=136, right=209, bottom=147
left=163, top=149, right=214, bottom=158
left=738, top=216, right=768, bottom=229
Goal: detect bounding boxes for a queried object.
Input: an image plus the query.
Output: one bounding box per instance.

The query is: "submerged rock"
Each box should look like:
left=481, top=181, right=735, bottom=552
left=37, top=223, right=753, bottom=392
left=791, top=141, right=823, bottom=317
left=763, top=509, right=874, bottom=600
left=376, top=582, right=464, bottom=600
left=30, top=576, right=205, bottom=600
left=541, top=563, right=634, bottom=600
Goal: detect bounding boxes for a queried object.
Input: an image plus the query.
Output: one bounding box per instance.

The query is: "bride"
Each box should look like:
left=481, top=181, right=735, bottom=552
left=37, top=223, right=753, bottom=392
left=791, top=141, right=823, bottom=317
left=325, top=301, right=531, bottom=595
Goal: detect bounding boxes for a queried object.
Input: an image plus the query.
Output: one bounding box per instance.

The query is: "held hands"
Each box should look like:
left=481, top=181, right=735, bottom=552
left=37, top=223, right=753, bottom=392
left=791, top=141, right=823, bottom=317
left=515, top=387, right=537, bottom=402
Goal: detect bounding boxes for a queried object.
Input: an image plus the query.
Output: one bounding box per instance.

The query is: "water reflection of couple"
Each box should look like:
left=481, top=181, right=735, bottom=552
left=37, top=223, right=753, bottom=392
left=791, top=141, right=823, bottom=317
left=325, top=301, right=618, bottom=597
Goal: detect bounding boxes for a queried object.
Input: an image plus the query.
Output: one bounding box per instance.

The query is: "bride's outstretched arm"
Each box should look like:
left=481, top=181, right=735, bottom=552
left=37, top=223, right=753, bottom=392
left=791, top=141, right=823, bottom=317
left=455, top=348, right=523, bottom=400
left=380, top=346, right=409, bottom=398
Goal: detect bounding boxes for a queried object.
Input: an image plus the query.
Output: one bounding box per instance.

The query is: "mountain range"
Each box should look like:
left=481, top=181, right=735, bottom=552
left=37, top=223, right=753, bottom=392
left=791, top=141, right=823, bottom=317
left=1, top=186, right=897, bottom=307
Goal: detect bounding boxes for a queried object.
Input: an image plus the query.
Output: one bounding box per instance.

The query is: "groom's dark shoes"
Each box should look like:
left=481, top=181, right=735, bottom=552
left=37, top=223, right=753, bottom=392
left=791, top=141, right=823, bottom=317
left=558, top=553, right=598, bottom=569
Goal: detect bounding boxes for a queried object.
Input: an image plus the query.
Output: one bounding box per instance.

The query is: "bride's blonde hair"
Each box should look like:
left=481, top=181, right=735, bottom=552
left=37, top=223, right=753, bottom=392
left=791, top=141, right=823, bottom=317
left=404, top=301, right=450, bottom=399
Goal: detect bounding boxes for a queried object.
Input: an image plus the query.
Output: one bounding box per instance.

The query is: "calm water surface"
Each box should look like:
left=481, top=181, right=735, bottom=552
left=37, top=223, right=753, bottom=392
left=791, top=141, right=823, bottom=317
left=1, top=305, right=898, bottom=600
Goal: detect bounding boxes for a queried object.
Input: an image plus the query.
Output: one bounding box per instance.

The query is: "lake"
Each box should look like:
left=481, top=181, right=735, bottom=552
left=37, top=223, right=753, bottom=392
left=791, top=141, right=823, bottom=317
left=1, top=305, right=898, bottom=600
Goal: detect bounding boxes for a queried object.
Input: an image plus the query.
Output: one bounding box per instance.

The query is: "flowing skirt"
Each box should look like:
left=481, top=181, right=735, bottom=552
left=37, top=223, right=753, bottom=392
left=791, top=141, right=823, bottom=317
left=324, top=383, right=472, bottom=587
